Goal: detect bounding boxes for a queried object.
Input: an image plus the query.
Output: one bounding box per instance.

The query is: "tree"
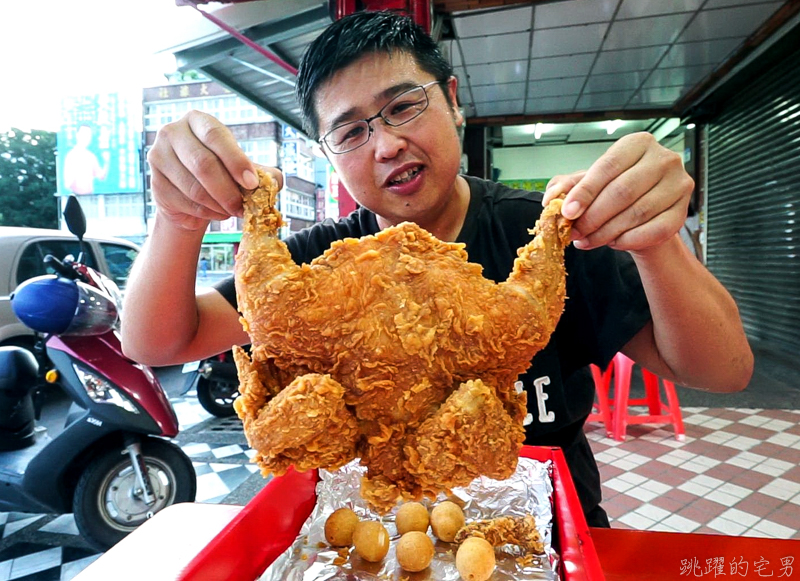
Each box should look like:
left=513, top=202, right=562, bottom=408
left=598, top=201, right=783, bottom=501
left=166, top=69, right=206, bottom=83
left=0, top=128, right=58, bottom=228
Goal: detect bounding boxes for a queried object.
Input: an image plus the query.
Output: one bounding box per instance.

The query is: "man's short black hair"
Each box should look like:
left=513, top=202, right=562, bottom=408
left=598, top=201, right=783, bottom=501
left=296, top=10, right=454, bottom=141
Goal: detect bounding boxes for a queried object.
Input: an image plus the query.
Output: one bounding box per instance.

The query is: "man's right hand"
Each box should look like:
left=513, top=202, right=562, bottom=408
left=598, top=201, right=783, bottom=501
left=147, top=110, right=281, bottom=231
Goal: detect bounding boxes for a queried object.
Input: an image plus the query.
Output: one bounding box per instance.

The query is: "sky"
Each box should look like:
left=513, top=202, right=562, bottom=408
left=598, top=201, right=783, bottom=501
left=0, top=0, right=201, bottom=133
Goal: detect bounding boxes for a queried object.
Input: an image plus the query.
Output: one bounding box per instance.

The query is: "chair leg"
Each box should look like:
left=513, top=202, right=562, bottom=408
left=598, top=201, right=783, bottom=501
left=590, top=363, right=614, bottom=438
left=642, top=370, right=662, bottom=415
left=612, top=354, right=633, bottom=442
left=662, top=379, right=686, bottom=442
left=588, top=365, right=602, bottom=420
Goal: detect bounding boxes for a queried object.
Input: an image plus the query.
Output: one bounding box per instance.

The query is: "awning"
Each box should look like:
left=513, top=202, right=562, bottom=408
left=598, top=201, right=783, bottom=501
left=166, top=0, right=332, bottom=134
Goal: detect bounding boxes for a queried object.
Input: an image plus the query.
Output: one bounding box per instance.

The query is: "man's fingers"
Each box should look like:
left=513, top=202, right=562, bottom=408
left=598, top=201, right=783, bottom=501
left=562, top=133, right=651, bottom=220
left=150, top=168, right=231, bottom=221
left=255, top=164, right=285, bottom=191
left=542, top=171, right=586, bottom=206
left=571, top=154, right=664, bottom=241
left=149, top=145, right=232, bottom=217
left=150, top=115, right=241, bottom=217
left=575, top=185, right=687, bottom=250
left=605, top=198, right=688, bottom=252
left=177, top=111, right=257, bottom=216
left=147, top=111, right=285, bottom=228
left=150, top=168, right=231, bottom=227
left=186, top=111, right=257, bottom=188
left=167, top=131, right=244, bottom=218
left=556, top=132, right=694, bottom=252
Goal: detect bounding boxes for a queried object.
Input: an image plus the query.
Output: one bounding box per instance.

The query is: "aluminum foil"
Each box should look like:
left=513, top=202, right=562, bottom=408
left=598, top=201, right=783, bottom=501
left=260, top=458, right=559, bottom=580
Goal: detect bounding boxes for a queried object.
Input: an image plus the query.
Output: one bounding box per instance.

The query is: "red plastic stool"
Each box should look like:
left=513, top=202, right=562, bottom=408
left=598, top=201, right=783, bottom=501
left=611, top=353, right=685, bottom=442
left=587, top=353, right=685, bottom=442
left=587, top=361, right=614, bottom=437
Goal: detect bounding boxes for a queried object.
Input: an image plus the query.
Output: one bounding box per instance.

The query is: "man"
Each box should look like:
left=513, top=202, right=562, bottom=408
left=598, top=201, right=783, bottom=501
left=122, top=11, right=753, bottom=526
left=63, top=124, right=110, bottom=195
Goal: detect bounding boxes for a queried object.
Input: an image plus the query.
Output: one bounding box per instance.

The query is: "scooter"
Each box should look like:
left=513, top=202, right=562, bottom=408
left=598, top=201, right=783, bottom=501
left=0, top=195, right=196, bottom=551
left=183, top=350, right=240, bottom=418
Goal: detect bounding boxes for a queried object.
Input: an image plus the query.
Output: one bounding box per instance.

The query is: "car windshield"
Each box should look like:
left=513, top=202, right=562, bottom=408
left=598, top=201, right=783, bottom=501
left=16, top=240, right=98, bottom=286
left=100, top=243, right=138, bottom=289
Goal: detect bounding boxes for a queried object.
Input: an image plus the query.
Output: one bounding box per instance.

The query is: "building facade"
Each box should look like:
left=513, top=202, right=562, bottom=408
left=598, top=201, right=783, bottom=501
left=142, top=79, right=326, bottom=278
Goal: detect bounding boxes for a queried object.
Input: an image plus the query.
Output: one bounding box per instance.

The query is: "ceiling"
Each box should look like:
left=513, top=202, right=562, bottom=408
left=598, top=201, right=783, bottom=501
left=166, top=0, right=800, bottom=147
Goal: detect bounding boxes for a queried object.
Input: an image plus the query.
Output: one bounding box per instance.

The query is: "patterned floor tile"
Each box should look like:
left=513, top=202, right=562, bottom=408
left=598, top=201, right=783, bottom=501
left=748, top=519, right=798, bottom=539
left=586, top=405, right=800, bottom=541
left=1, top=516, right=45, bottom=540
left=5, top=547, right=61, bottom=580
left=733, top=491, right=788, bottom=516
left=661, top=513, right=701, bottom=533
left=60, top=555, right=101, bottom=581
left=37, top=516, right=78, bottom=536
left=0, top=391, right=797, bottom=579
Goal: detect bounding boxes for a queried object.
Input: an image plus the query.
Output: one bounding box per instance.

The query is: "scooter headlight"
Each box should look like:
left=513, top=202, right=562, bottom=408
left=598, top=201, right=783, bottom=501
left=73, top=365, right=139, bottom=414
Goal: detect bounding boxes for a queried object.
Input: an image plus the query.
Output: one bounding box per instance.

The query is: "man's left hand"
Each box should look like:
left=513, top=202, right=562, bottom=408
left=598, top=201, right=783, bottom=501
left=542, top=132, right=694, bottom=253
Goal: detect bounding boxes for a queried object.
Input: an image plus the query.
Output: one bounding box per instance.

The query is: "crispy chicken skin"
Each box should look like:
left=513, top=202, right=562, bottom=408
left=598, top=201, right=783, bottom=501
left=233, top=349, right=359, bottom=475
left=233, top=170, right=571, bottom=513
left=403, top=380, right=524, bottom=497
left=455, top=515, right=544, bottom=554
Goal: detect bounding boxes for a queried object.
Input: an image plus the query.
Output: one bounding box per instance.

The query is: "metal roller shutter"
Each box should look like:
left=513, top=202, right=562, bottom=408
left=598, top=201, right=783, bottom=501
left=706, top=42, right=800, bottom=355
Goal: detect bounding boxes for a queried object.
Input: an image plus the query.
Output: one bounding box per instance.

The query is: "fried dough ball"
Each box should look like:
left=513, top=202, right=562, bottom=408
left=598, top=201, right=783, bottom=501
left=430, top=500, right=465, bottom=542
left=396, top=501, right=430, bottom=535
left=396, top=531, right=435, bottom=572
left=353, top=520, right=390, bottom=562
left=456, top=537, right=496, bottom=581
left=324, top=507, right=360, bottom=547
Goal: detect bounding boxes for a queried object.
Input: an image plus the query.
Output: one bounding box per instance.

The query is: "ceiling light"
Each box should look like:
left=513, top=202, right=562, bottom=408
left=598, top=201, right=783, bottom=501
left=534, top=123, right=554, bottom=139
left=686, top=123, right=696, bottom=130
left=603, top=119, right=624, bottom=135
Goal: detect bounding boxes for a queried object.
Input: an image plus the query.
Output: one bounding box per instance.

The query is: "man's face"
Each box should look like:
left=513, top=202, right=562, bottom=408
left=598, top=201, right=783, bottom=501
left=314, top=51, right=463, bottom=226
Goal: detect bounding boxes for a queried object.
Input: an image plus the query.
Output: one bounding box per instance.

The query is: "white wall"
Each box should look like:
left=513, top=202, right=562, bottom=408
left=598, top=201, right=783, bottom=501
left=493, top=135, right=686, bottom=182
left=493, top=142, right=612, bottom=181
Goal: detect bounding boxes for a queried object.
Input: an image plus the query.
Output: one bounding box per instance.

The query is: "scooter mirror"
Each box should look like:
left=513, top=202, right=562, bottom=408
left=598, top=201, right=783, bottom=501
left=63, top=196, right=87, bottom=242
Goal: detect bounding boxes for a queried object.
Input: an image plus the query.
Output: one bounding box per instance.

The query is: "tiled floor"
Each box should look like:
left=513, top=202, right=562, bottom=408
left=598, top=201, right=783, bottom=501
left=586, top=406, right=800, bottom=539
left=0, top=391, right=253, bottom=581
left=1, top=395, right=799, bottom=579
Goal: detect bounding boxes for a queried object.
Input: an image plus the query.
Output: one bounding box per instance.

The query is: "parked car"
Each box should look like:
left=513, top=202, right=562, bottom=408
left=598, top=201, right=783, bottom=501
left=0, top=226, right=140, bottom=350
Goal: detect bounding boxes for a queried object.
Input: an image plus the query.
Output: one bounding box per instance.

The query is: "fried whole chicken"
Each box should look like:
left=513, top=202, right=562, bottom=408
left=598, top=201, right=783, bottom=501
left=233, top=170, right=572, bottom=513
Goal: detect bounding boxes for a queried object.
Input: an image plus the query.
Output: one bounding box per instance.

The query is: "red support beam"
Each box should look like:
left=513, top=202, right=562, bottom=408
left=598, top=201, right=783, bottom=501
left=332, top=0, right=431, bottom=32
left=183, top=0, right=298, bottom=76
left=330, top=0, right=432, bottom=216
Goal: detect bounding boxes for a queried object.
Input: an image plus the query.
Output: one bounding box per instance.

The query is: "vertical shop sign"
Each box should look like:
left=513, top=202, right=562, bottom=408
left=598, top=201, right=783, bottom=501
left=282, top=125, right=299, bottom=139
left=281, top=141, right=298, bottom=176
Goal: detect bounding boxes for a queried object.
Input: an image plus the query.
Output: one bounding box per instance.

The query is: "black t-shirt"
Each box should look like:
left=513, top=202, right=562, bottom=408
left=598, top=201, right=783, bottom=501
left=216, top=175, right=651, bottom=523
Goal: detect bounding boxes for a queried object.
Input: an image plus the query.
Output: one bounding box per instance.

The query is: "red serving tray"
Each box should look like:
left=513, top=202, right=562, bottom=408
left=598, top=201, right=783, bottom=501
left=179, top=445, right=605, bottom=581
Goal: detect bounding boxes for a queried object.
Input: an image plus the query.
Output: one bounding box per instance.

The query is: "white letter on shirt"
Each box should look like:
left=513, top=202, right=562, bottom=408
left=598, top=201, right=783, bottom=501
left=515, top=381, right=534, bottom=426
left=534, top=376, right=555, bottom=423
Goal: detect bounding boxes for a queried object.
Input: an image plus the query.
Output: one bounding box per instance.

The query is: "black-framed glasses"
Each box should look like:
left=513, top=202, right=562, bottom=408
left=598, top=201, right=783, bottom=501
left=319, top=80, right=442, bottom=154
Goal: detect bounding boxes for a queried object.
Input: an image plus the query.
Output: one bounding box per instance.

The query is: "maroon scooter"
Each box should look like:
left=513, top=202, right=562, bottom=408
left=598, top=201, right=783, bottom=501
left=1, top=196, right=196, bottom=551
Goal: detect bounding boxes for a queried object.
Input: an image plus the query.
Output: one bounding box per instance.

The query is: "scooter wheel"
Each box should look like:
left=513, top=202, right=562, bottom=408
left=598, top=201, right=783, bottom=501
left=196, top=376, right=239, bottom=418
left=73, top=438, right=197, bottom=552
